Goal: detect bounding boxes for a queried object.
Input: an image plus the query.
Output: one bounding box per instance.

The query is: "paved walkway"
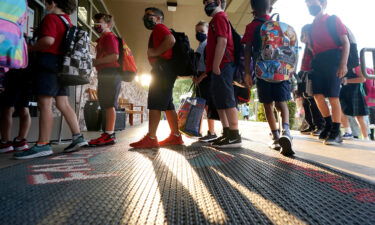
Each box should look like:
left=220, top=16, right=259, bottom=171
left=0, top=121, right=374, bottom=224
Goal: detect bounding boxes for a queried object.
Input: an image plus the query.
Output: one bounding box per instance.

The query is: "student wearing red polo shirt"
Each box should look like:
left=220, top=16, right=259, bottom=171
left=305, top=0, right=350, bottom=145
left=243, top=0, right=294, bottom=156
left=88, top=13, right=121, bottom=147
left=202, top=0, right=241, bottom=149
left=14, top=0, right=88, bottom=159
left=130, top=7, right=182, bottom=149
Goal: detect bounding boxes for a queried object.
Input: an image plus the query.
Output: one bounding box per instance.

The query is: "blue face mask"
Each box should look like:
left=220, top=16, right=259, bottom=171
left=196, top=32, right=207, bottom=42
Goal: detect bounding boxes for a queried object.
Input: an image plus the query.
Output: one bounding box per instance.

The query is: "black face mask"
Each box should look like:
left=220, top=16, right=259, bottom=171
left=143, top=16, right=156, bottom=30
left=308, top=5, right=322, bottom=16
left=196, top=32, right=207, bottom=42
left=204, top=2, right=218, bottom=16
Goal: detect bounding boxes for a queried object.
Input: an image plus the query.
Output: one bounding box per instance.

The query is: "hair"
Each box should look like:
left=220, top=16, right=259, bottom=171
left=250, top=0, right=271, bottom=15
left=145, top=7, right=164, bottom=21
left=45, top=0, right=76, bottom=14
left=202, top=0, right=227, bottom=10
left=94, top=13, right=113, bottom=24
left=196, top=20, right=208, bottom=28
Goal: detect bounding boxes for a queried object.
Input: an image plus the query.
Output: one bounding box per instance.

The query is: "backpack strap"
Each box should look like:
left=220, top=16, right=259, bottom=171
left=57, top=15, right=74, bottom=51
left=326, top=15, right=342, bottom=46
left=270, top=13, right=280, bottom=22
left=117, top=37, right=124, bottom=68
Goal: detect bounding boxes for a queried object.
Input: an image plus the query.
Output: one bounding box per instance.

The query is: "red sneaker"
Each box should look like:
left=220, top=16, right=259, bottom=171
left=130, top=135, right=159, bottom=149
left=13, top=138, right=29, bottom=151
left=89, top=133, right=116, bottom=146
left=159, top=134, right=184, bottom=147
left=0, top=141, right=14, bottom=153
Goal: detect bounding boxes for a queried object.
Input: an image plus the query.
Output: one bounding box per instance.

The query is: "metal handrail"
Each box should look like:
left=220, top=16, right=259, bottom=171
left=360, top=48, right=375, bottom=80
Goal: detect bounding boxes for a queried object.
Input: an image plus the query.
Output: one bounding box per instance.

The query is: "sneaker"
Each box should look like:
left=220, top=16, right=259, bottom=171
left=14, top=144, right=53, bottom=159
left=88, top=133, right=116, bottom=147
left=211, top=135, right=227, bottom=146
left=300, top=127, right=314, bottom=135
left=159, top=134, right=184, bottom=147
left=0, top=141, right=14, bottom=153
left=324, top=131, right=343, bottom=145
left=214, top=136, right=242, bottom=149
left=311, top=127, right=323, bottom=136
left=13, top=138, right=29, bottom=151
left=279, top=131, right=294, bottom=156
left=342, top=132, right=354, bottom=140
left=64, top=135, right=88, bottom=153
left=269, top=139, right=281, bottom=150
left=318, top=127, right=331, bottom=140
left=199, top=132, right=218, bottom=142
left=130, top=135, right=159, bottom=149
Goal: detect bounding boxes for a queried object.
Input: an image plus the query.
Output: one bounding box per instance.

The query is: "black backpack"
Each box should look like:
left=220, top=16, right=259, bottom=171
left=326, top=15, right=359, bottom=70
left=170, top=29, right=196, bottom=77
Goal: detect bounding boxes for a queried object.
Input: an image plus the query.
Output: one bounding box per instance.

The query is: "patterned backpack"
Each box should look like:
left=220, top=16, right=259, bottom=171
left=0, top=0, right=28, bottom=69
left=58, top=15, right=92, bottom=86
left=253, top=14, right=299, bottom=83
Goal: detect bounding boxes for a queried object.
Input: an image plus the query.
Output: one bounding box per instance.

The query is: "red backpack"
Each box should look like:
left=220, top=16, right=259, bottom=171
left=117, top=37, right=137, bottom=82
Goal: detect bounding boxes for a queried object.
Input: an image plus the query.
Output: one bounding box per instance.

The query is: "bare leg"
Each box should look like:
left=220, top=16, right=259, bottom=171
left=17, top=107, right=31, bottom=139
left=165, top=110, right=179, bottom=135
left=275, top=101, right=289, bottom=125
left=341, top=112, right=350, bottom=128
left=356, top=116, right=369, bottom=138
left=208, top=119, right=215, bottom=134
left=224, top=107, right=239, bottom=130
left=217, top=109, right=229, bottom=128
left=328, top=97, right=342, bottom=123
left=148, top=110, right=161, bottom=138
left=38, top=96, right=54, bottom=143
left=314, top=94, right=330, bottom=117
left=0, top=107, right=15, bottom=141
left=104, top=107, right=116, bottom=132
left=264, top=103, right=278, bottom=131
left=55, top=96, right=80, bottom=135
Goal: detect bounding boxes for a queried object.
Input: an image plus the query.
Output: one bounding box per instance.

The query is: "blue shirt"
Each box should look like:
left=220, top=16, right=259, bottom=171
left=241, top=105, right=250, bottom=116
left=196, top=40, right=207, bottom=72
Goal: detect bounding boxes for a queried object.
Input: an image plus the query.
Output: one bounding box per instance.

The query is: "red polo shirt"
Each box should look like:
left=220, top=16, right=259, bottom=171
left=95, top=32, right=120, bottom=71
left=241, top=14, right=271, bottom=44
left=206, top=11, right=234, bottom=73
left=311, top=14, right=347, bottom=55
left=39, top=14, right=71, bottom=55
left=148, top=23, right=173, bottom=64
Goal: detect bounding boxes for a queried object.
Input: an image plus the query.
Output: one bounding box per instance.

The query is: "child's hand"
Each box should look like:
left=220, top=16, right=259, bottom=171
left=337, top=64, right=348, bottom=78
left=213, top=67, right=221, bottom=75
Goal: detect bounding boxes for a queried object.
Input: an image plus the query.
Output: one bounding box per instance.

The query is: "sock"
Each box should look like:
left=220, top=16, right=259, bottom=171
left=228, top=129, right=240, bottom=139
left=282, top=123, right=290, bottom=131
left=72, top=133, right=81, bottom=140
left=106, top=131, right=114, bottom=135
left=344, top=127, right=352, bottom=134
left=324, top=116, right=333, bottom=129
left=223, top=127, right=230, bottom=137
left=271, top=130, right=280, bottom=140
left=331, top=122, right=341, bottom=134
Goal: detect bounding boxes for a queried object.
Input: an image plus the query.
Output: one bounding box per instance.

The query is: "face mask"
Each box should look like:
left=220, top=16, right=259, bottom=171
left=196, top=32, right=207, bottom=42
left=94, top=24, right=104, bottom=34
left=204, top=2, right=219, bottom=16
left=143, top=16, right=156, bottom=30
left=308, top=5, right=322, bottom=16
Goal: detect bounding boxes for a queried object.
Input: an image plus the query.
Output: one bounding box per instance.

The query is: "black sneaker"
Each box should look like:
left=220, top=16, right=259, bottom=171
left=318, top=127, right=331, bottom=140
left=199, top=132, right=218, bottom=142
left=279, top=130, right=294, bottom=156
left=324, top=131, right=343, bottom=145
left=300, top=127, right=314, bottom=135
left=215, top=136, right=242, bottom=149
left=311, top=127, right=323, bottom=136
left=269, top=139, right=281, bottom=150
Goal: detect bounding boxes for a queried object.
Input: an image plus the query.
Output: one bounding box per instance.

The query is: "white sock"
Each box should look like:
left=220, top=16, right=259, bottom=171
left=345, top=127, right=352, bottom=134
left=106, top=131, right=114, bottom=135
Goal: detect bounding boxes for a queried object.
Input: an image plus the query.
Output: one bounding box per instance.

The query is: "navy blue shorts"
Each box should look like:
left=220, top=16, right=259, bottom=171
left=34, top=53, right=69, bottom=97
left=148, top=60, right=177, bottom=111
left=2, top=70, right=32, bottom=108
left=310, top=49, right=342, bottom=98
left=256, top=79, right=291, bottom=104
left=210, top=63, right=236, bottom=110
left=196, top=72, right=212, bottom=105
left=97, top=68, right=122, bottom=109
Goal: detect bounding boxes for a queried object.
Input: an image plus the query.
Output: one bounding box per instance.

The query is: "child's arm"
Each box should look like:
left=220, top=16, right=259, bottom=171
left=244, top=43, right=253, bottom=87
left=347, top=68, right=366, bottom=84
left=29, top=36, right=54, bottom=52
left=94, top=54, right=119, bottom=66
left=212, top=36, right=227, bottom=75
left=147, top=34, right=175, bottom=58
left=337, top=34, right=350, bottom=78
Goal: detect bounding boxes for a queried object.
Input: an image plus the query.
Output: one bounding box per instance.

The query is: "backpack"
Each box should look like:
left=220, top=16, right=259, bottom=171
left=326, top=15, right=359, bottom=70
left=0, top=0, right=28, bottom=69
left=117, top=37, right=137, bottom=82
left=170, top=29, right=196, bottom=77
left=253, top=14, right=299, bottom=83
left=58, top=15, right=92, bottom=86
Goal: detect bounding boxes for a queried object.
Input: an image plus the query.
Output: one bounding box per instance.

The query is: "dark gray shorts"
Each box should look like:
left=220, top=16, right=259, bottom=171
left=210, top=63, right=236, bottom=110
left=97, top=68, right=122, bottom=109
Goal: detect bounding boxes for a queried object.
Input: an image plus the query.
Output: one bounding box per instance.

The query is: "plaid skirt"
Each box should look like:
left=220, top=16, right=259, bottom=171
left=340, top=83, right=369, bottom=116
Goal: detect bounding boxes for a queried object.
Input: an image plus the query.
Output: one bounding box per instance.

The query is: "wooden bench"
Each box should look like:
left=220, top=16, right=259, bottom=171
left=86, top=89, right=144, bottom=126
